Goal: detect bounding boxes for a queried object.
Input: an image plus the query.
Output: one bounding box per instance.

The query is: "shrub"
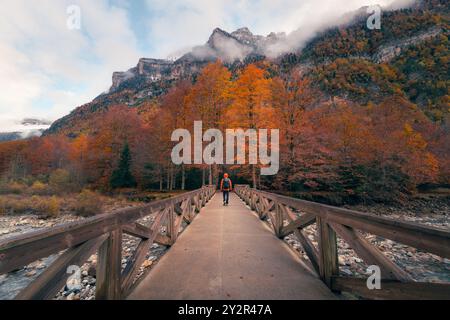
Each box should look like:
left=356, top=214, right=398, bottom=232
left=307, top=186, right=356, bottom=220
left=2, top=196, right=30, bottom=214
left=30, top=181, right=50, bottom=195
left=0, top=195, right=61, bottom=217
left=0, top=198, right=6, bottom=215
left=28, top=196, right=61, bottom=218
left=0, top=181, right=28, bottom=195
left=11, top=182, right=28, bottom=194
left=45, top=196, right=61, bottom=217
left=21, top=176, right=38, bottom=187
left=0, top=180, right=7, bottom=195
left=28, top=196, right=60, bottom=217
left=73, top=189, right=103, bottom=217
left=49, top=169, right=73, bottom=194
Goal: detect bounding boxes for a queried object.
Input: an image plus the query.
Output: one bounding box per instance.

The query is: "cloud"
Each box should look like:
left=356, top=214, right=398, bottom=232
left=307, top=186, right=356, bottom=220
left=145, top=0, right=235, bottom=58
left=145, top=0, right=415, bottom=59
left=0, top=0, right=142, bottom=123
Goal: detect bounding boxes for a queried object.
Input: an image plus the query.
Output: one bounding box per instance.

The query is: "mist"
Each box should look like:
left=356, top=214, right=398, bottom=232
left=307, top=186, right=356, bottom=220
left=175, top=0, right=418, bottom=61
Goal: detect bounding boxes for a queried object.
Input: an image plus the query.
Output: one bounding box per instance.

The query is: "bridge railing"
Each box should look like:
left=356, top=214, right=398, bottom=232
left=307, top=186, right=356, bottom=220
left=0, top=185, right=216, bottom=300
left=234, top=185, right=450, bottom=299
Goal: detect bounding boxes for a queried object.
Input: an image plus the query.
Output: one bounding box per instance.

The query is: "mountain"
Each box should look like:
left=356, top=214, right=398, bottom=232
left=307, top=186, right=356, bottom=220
left=46, top=27, right=283, bottom=135
left=0, top=118, right=52, bottom=141
left=109, top=27, right=287, bottom=95
left=45, top=0, right=449, bottom=135
left=108, top=27, right=285, bottom=94
left=0, top=132, right=22, bottom=142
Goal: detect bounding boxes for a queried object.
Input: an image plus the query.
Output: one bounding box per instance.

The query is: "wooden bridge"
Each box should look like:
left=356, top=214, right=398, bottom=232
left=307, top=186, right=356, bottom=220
left=0, top=185, right=449, bottom=300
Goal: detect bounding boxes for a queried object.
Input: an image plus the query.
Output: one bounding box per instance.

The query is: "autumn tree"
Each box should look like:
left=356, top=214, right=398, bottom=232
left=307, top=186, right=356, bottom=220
left=366, top=96, right=439, bottom=197
left=226, top=63, right=273, bottom=188
left=0, top=140, right=28, bottom=180
left=140, top=101, right=168, bottom=190
left=271, top=73, right=317, bottom=189
left=186, top=61, right=232, bottom=185
left=161, top=81, right=194, bottom=190
left=85, top=105, right=143, bottom=189
left=68, top=134, right=89, bottom=187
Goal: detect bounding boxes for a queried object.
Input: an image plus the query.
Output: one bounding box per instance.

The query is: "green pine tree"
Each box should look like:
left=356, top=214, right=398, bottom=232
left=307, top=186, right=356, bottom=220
left=110, top=143, right=137, bottom=188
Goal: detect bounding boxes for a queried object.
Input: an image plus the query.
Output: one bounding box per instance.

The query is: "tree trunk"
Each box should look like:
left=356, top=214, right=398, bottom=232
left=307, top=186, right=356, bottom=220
left=171, top=166, right=176, bottom=190
left=159, top=166, right=163, bottom=191
left=258, top=171, right=261, bottom=189
left=181, top=164, right=185, bottom=190
left=208, top=165, right=212, bottom=186
left=202, top=167, right=206, bottom=186
left=252, top=164, right=257, bottom=189
left=166, top=164, right=170, bottom=190
left=213, top=164, right=219, bottom=188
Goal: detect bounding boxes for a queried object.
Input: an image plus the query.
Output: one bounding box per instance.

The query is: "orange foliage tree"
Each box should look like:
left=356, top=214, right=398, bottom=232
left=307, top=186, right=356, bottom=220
left=186, top=61, right=232, bottom=185
left=226, top=64, right=274, bottom=187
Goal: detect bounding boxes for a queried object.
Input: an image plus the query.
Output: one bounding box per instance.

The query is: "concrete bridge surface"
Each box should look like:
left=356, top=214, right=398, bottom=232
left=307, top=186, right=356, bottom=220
left=128, top=192, right=336, bottom=300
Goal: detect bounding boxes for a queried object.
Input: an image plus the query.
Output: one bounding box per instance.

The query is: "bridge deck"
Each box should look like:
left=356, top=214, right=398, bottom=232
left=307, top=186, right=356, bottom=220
left=128, top=192, right=336, bottom=300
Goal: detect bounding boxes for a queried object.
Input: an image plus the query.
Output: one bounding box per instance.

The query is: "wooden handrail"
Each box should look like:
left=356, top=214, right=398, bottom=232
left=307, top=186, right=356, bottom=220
left=0, top=185, right=216, bottom=300
left=234, top=185, right=450, bottom=299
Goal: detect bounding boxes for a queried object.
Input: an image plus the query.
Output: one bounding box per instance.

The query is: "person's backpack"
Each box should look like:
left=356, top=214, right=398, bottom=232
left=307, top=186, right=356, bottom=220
left=222, top=178, right=230, bottom=189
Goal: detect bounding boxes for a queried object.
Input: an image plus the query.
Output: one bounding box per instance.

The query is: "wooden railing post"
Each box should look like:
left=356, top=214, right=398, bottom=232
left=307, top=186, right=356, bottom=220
left=201, top=189, right=206, bottom=207
left=208, top=186, right=214, bottom=200
left=194, top=194, right=200, bottom=213
left=96, top=229, right=122, bottom=299
left=188, top=195, right=195, bottom=221
left=167, top=204, right=177, bottom=244
left=254, top=194, right=261, bottom=216
left=273, top=203, right=285, bottom=238
left=316, top=217, right=338, bottom=288
left=250, top=191, right=256, bottom=211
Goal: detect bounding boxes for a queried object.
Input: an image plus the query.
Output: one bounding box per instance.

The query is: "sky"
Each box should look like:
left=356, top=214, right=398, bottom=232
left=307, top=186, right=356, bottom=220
left=0, top=0, right=414, bottom=129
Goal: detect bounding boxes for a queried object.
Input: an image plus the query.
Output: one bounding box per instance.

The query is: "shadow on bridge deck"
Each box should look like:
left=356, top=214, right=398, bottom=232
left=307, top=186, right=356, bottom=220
left=128, top=192, right=337, bottom=300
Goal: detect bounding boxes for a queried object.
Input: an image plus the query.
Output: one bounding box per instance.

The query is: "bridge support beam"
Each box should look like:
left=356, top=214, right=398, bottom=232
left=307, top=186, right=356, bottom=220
left=96, top=229, right=122, bottom=300
left=317, top=217, right=339, bottom=289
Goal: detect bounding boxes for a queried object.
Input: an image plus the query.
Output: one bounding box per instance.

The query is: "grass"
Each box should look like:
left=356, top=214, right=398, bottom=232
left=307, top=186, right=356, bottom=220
left=0, top=185, right=187, bottom=219
left=0, top=195, right=61, bottom=218
left=71, top=189, right=103, bottom=217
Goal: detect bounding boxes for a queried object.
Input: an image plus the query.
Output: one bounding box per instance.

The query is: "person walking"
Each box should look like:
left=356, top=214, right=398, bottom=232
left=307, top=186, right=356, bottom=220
left=220, top=173, right=232, bottom=206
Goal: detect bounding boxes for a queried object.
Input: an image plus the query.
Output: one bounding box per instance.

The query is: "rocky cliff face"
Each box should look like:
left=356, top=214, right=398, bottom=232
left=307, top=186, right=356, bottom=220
left=111, top=58, right=175, bottom=92
left=107, top=27, right=286, bottom=95
left=374, top=26, right=443, bottom=63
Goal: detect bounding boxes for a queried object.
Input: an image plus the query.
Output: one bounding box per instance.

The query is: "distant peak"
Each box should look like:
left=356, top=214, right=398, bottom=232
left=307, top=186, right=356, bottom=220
left=232, top=27, right=253, bottom=35
left=210, top=27, right=229, bottom=36
left=21, top=118, right=52, bottom=126
left=207, top=28, right=233, bottom=47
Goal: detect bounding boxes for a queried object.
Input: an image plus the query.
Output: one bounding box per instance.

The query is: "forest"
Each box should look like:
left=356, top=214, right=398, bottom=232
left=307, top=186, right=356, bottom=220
left=0, top=58, right=448, bottom=205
